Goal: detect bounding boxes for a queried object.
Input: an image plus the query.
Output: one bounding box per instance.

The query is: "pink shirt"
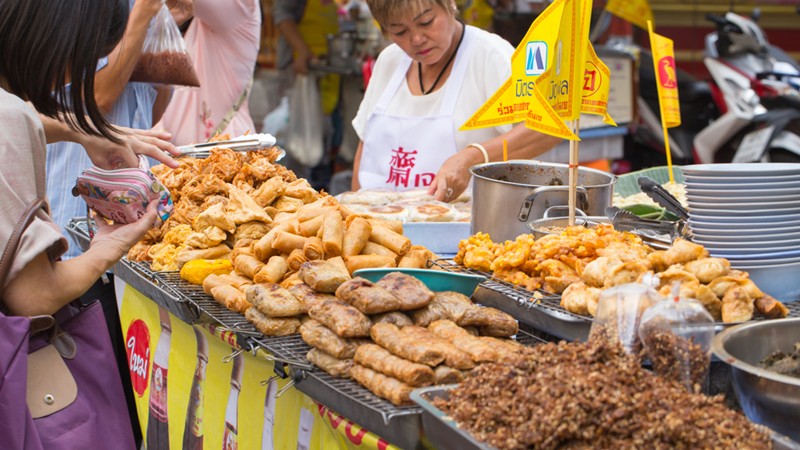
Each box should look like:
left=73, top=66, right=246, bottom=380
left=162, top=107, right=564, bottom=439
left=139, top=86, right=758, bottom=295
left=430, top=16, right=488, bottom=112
left=155, top=0, right=261, bottom=145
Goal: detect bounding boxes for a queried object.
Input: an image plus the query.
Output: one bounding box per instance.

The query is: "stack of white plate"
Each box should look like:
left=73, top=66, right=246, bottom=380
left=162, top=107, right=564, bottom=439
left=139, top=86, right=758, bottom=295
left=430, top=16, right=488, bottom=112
left=683, top=163, right=800, bottom=301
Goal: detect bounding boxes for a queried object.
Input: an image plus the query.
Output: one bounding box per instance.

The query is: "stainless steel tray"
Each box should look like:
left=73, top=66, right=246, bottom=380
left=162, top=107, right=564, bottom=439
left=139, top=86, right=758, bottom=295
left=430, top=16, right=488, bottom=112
left=431, top=259, right=800, bottom=342
left=114, top=258, right=200, bottom=324
left=275, top=330, right=546, bottom=450
left=411, top=385, right=800, bottom=450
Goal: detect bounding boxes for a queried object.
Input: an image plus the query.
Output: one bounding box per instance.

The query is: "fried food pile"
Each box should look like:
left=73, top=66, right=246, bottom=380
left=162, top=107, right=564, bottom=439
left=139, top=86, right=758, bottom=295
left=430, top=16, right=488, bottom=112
left=456, top=226, right=788, bottom=323
left=435, top=338, right=772, bottom=450
left=291, top=269, right=529, bottom=405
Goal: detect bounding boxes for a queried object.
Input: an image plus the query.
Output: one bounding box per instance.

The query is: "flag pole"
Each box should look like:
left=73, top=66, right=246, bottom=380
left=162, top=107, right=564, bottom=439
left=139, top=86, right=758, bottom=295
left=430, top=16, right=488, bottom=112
left=568, top=119, right=580, bottom=226
left=648, top=20, right=675, bottom=184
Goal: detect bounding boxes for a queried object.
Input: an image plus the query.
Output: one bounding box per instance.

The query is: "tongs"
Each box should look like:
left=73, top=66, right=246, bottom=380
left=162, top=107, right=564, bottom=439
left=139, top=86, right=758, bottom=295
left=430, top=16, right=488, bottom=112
left=605, top=206, right=690, bottom=249
left=176, top=133, right=284, bottom=159
left=637, top=176, right=690, bottom=221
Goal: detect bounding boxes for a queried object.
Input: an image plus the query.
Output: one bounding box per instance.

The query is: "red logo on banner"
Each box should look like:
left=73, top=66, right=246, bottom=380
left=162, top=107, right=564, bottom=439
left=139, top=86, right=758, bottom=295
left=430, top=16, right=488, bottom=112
left=658, top=57, right=678, bottom=89
left=126, top=319, right=151, bottom=397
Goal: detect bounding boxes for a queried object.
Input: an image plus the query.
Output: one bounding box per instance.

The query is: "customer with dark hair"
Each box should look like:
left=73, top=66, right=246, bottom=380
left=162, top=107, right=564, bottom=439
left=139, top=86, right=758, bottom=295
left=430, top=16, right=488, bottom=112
left=0, top=0, right=157, bottom=312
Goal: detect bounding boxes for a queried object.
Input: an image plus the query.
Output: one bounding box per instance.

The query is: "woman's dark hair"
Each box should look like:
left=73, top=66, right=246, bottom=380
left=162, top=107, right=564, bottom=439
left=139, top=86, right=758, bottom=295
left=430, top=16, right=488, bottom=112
left=0, top=0, right=129, bottom=141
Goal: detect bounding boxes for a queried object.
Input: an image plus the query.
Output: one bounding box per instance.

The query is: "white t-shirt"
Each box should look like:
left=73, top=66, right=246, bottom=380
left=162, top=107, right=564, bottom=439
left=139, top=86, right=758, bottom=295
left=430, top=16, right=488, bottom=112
left=352, top=25, right=516, bottom=152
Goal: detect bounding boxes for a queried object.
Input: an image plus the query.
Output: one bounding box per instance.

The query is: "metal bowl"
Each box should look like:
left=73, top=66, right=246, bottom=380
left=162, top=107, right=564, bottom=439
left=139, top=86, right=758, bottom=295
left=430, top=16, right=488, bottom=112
left=711, top=318, right=800, bottom=441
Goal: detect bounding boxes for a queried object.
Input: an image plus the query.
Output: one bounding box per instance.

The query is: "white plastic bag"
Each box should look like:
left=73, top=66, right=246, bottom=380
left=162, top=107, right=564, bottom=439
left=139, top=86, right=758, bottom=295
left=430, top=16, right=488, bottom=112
left=286, top=74, right=324, bottom=167
left=262, top=96, right=290, bottom=139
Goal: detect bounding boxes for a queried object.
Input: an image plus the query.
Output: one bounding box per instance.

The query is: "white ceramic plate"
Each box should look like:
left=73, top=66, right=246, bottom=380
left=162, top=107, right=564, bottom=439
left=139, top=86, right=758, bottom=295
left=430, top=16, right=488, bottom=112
left=694, top=237, right=800, bottom=248
left=681, top=163, right=800, bottom=176
left=686, top=193, right=800, bottom=204
left=691, top=230, right=800, bottom=242
left=729, top=256, right=800, bottom=265
left=707, top=247, right=800, bottom=259
left=683, top=174, right=800, bottom=184
left=688, top=199, right=800, bottom=209
left=688, top=216, right=799, bottom=228
left=685, top=180, right=800, bottom=190
left=689, top=223, right=799, bottom=234
left=688, top=208, right=800, bottom=219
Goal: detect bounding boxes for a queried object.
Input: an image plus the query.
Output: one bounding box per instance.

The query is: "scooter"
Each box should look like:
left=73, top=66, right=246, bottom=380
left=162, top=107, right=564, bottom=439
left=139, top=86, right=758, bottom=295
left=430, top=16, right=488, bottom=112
left=693, top=11, right=800, bottom=164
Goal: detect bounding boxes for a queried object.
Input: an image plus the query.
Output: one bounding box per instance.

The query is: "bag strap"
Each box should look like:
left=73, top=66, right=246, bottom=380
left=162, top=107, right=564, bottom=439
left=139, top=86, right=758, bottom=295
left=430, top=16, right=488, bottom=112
left=212, top=75, right=254, bottom=137
left=0, top=199, right=47, bottom=292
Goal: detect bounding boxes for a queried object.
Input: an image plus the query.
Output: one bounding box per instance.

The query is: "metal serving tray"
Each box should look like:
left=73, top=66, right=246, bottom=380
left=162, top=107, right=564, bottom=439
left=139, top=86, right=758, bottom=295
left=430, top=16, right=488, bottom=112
left=114, top=258, right=200, bottom=324
left=270, top=330, right=546, bottom=450
left=410, top=385, right=800, bottom=450
left=431, top=259, right=800, bottom=342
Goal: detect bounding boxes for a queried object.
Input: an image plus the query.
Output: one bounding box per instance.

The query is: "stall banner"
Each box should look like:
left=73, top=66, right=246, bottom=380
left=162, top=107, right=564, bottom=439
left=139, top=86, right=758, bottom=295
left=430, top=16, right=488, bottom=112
left=605, top=0, right=654, bottom=31
left=459, top=0, right=576, bottom=139
left=647, top=22, right=681, bottom=128
left=120, top=284, right=398, bottom=450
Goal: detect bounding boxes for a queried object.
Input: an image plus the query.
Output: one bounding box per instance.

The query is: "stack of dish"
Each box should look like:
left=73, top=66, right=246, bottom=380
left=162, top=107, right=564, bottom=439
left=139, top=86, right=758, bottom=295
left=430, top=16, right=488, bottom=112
left=683, top=163, right=800, bottom=302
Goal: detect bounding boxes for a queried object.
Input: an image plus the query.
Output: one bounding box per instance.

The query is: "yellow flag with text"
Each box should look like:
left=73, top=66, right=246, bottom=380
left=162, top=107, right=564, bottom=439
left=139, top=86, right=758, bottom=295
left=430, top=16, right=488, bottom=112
left=605, top=0, right=654, bottom=31
left=460, top=0, right=576, bottom=139
left=648, top=23, right=681, bottom=128
left=532, top=0, right=593, bottom=121
left=580, top=41, right=616, bottom=125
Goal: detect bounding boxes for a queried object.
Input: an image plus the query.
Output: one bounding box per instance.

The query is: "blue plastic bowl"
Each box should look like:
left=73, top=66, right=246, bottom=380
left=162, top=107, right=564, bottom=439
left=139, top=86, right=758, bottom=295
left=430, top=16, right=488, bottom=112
left=352, top=268, right=486, bottom=296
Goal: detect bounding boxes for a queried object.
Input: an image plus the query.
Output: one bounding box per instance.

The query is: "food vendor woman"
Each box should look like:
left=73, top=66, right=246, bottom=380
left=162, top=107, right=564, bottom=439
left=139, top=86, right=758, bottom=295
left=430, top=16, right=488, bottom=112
left=351, top=0, right=562, bottom=202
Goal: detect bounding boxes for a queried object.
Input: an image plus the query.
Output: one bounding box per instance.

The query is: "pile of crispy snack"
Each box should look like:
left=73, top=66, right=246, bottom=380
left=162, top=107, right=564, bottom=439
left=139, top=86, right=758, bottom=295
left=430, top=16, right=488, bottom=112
left=455, top=224, right=788, bottom=323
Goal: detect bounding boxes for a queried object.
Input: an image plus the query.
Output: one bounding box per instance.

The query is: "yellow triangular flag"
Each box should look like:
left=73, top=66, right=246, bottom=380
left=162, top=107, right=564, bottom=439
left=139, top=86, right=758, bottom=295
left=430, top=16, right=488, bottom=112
left=605, top=0, right=654, bottom=31
left=534, top=0, right=593, bottom=122
left=648, top=23, right=681, bottom=128
left=580, top=41, right=616, bottom=126
left=460, top=0, right=572, bottom=136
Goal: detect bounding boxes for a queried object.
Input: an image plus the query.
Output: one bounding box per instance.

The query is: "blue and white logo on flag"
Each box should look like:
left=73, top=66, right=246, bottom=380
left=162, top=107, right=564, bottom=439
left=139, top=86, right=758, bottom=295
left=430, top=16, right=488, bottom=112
left=525, top=41, right=547, bottom=76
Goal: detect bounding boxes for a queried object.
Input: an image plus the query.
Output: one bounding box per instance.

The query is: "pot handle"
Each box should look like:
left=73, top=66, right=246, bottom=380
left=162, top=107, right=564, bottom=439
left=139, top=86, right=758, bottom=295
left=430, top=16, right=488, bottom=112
left=542, top=205, right=588, bottom=219
left=518, top=186, right=588, bottom=222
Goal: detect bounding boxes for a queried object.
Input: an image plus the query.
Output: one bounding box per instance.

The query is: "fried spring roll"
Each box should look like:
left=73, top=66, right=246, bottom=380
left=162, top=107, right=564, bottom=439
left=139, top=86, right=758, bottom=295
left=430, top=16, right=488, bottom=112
left=279, top=271, right=304, bottom=289
left=342, top=216, right=372, bottom=257
left=369, top=225, right=411, bottom=256
left=397, top=246, right=431, bottom=269
left=428, top=320, right=500, bottom=363
left=367, top=219, right=403, bottom=234
left=308, top=299, right=372, bottom=338
left=233, top=254, right=264, bottom=280
left=350, top=365, right=413, bottom=406
left=458, top=307, right=519, bottom=337
left=754, top=294, right=789, bottom=319
left=370, top=323, right=444, bottom=367
left=253, top=221, right=296, bottom=261
left=344, top=254, right=396, bottom=275
left=300, top=319, right=363, bottom=359
left=371, top=311, right=413, bottom=328
left=286, top=248, right=308, bottom=272
left=298, top=214, right=325, bottom=238
left=307, top=348, right=354, bottom=379
left=322, top=211, right=344, bottom=257
left=400, top=326, right=474, bottom=370
left=253, top=255, right=289, bottom=284
left=299, top=259, right=351, bottom=293
left=246, top=307, right=301, bottom=336
left=297, top=205, right=338, bottom=223
left=433, top=366, right=464, bottom=385
left=202, top=273, right=229, bottom=296
left=335, top=277, right=401, bottom=314
left=376, top=272, right=435, bottom=311
left=361, top=241, right=397, bottom=259
left=302, top=236, right=325, bottom=261
left=354, top=344, right=434, bottom=387
left=246, top=283, right=304, bottom=318
left=271, top=231, right=308, bottom=254
left=288, top=283, right=338, bottom=312
left=210, top=284, right=250, bottom=313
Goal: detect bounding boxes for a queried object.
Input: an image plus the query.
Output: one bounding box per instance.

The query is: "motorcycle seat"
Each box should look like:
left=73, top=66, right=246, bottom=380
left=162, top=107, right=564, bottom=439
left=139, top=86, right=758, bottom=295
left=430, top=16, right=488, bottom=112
left=679, top=80, right=713, bottom=103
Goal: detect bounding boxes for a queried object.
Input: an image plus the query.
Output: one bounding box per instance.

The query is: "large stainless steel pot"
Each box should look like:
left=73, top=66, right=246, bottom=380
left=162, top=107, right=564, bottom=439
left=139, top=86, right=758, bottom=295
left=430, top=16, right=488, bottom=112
left=470, top=161, right=616, bottom=242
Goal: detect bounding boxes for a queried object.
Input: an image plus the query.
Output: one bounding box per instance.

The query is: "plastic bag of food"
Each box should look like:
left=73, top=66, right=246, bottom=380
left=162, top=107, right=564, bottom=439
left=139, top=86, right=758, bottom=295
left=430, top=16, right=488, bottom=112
left=588, top=275, right=662, bottom=356
left=639, top=282, right=715, bottom=392
left=129, top=1, right=200, bottom=86
left=286, top=74, right=324, bottom=167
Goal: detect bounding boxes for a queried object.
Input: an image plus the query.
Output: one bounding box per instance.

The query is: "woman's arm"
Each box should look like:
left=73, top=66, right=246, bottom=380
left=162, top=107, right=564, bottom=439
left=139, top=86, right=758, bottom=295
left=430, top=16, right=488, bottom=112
left=351, top=141, right=364, bottom=191
left=428, top=124, right=563, bottom=202
left=2, top=203, right=159, bottom=316
left=93, top=0, right=163, bottom=113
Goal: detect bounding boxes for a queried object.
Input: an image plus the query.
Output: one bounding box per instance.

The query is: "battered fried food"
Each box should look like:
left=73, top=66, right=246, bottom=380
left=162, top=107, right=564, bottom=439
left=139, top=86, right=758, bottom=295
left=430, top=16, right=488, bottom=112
left=370, top=323, right=445, bottom=366
left=298, top=259, right=351, bottom=293
left=375, top=272, right=435, bottom=311
left=308, top=298, right=372, bottom=338
left=246, top=283, right=304, bottom=318
left=350, top=365, right=413, bottom=406
left=300, top=320, right=364, bottom=359
left=354, top=344, right=435, bottom=387
left=335, top=277, right=401, bottom=314
left=246, top=307, right=301, bottom=336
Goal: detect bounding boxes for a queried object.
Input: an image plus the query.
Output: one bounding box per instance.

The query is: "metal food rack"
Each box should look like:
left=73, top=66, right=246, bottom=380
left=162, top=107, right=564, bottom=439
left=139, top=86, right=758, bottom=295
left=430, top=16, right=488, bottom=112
left=430, top=258, right=800, bottom=342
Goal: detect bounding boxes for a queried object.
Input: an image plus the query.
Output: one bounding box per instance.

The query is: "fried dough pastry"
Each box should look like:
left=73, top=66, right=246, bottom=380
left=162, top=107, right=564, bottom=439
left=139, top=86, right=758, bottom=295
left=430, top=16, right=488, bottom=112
left=370, top=323, right=445, bottom=366
left=721, top=286, right=754, bottom=323
left=684, top=257, right=731, bottom=284
left=354, top=344, right=435, bottom=387
left=245, top=307, right=300, bottom=336
left=288, top=283, right=338, bottom=311
left=299, top=259, right=351, bottom=293
left=433, top=366, right=464, bottom=385
left=247, top=283, right=304, bottom=318
left=560, top=282, right=601, bottom=317
left=350, top=365, right=413, bottom=406
left=457, top=307, right=518, bottom=337
left=663, top=238, right=709, bottom=266
left=400, top=326, right=475, bottom=369
left=300, top=319, right=364, bottom=359
left=307, top=348, right=354, bottom=379
left=754, top=294, right=789, bottom=319
left=308, top=299, right=372, bottom=338
left=184, top=226, right=227, bottom=249
left=371, top=311, right=413, bottom=327
left=375, top=272, right=435, bottom=311
left=193, top=202, right=235, bottom=233
left=226, top=184, right=272, bottom=225
left=580, top=256, right=623, bottom=288
left=335, top=277, right=401, bottom=314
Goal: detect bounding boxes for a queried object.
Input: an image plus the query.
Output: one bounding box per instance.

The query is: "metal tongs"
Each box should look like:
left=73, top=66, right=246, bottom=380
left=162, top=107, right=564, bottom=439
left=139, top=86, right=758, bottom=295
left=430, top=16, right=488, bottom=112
left=605, top=206, right=691, bottom=249
left=637, top=176, right=690, bottom=221
left=176, top=133, right=284, bottom=160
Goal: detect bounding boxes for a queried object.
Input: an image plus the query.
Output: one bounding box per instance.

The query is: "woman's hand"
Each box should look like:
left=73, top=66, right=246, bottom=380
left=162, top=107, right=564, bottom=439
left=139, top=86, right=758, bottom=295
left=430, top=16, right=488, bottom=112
left=428, top=150, right=475, bottom=202
left=167, top=0, right=194, bottom=27
left=90, top=200, right=160, bottom=256
left=79, top=127, right=180, bottom=170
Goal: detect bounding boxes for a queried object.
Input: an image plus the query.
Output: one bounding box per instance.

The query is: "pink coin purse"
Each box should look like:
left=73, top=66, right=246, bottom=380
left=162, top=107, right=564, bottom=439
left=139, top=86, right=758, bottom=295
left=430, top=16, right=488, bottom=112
left=73, top=156, right=173, bottom=225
